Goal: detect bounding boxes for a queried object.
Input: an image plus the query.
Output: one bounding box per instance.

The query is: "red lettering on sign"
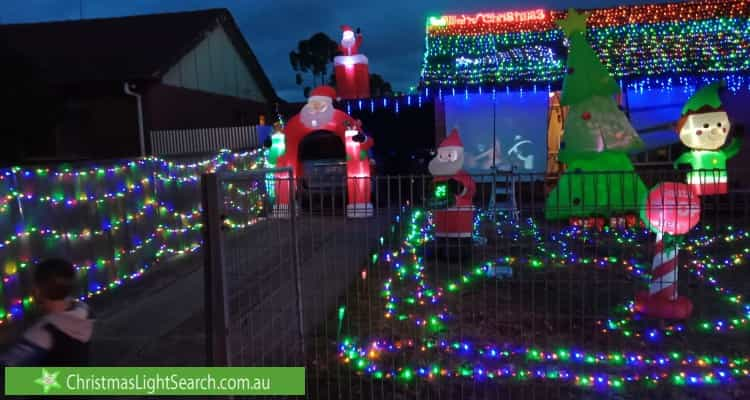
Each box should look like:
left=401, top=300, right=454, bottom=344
left=440, top=9, right=547, bottom=27
left=465, top=14, right=480, bottom=25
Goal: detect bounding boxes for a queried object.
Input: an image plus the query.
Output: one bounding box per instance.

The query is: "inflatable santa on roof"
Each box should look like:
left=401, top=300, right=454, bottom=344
left=338, top=25, right=362, bottom=56
left=334, top=25, right=370, bottom=100
left=429, top=129, right=476, bottom=239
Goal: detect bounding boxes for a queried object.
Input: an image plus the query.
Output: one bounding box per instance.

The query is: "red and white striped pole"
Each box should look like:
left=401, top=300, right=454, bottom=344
left=650, top=232, right=679, bottom=301
left=636, top=182, right=698, bottom=320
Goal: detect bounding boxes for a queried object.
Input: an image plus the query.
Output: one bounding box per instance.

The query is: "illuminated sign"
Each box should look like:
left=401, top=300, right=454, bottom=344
left=435, top=183, right=448, bottom=199
left=430, top=9, right=547, bottom=27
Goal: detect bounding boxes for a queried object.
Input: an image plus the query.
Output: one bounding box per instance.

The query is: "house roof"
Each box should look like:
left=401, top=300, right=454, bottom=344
left=421, top=0, right=750, bottom=88
left=0, top=8, right=278, bottom=101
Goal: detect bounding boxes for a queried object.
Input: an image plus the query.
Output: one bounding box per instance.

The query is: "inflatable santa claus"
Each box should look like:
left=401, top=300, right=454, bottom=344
left=428, top=129, right=476, bottom=239
left=273, top=85, right=374, bottom=218
left=334, top=25, right=370, bottom=100
left=338, top=25, right=362, bottom=56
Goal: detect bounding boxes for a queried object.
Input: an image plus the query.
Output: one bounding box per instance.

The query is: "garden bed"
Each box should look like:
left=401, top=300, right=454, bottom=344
left=307, top=209, right=750, bottom=399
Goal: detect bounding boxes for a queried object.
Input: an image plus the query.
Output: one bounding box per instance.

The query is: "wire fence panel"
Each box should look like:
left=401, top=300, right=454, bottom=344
left=203, top=169, right=303, bottom=372
left=204, top=169, right=750, bottom=400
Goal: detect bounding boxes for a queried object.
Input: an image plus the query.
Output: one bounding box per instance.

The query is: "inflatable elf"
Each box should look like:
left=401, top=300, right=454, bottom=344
left=674, top=82, right=741, bottom=196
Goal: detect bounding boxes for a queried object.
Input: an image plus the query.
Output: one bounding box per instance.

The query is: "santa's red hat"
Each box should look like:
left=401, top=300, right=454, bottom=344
left=341, top=25, right=353, bottom=33
left=440, top=128, right=464, bottom=148
left=309, top=85, right=337, bottom=103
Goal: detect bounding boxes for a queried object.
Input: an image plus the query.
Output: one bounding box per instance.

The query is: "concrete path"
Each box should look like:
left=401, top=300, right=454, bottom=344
left=84, top=213, right=392, bottom=366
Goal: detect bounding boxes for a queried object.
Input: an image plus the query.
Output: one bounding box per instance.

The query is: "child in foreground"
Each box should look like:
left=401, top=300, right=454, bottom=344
left=1, top=258, right=95, bottom=366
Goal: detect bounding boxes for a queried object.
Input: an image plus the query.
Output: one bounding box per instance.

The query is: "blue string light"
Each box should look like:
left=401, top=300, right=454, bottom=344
left=336, top=72, right=747, bottom=114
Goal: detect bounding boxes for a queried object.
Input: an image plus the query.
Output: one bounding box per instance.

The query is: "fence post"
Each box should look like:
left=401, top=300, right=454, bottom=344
left=201, top=172, right=230, bottom=366
left=288, top=170, right=305, bottom=356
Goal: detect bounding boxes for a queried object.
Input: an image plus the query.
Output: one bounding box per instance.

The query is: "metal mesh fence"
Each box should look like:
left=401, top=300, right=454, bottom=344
left=204, top=169, right=750, bottom=400
left=202, top=169, right=303, bottom=371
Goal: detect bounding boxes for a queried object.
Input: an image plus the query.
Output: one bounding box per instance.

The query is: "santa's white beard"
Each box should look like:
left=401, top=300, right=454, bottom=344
left=341, top=36, right=355, bottom=50
left=429, top=154, right=464, bottom=177
left=300, top=103, right=335, bottom=129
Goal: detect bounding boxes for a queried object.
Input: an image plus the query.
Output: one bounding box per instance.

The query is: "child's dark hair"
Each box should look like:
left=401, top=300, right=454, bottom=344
left=34, top=258, right=76, bottom=300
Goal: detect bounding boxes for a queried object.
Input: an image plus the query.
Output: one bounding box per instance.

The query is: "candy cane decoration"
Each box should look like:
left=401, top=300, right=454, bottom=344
left=650, top=232, right=679, bottom=301
left=636, top=182, right=699, bottom=320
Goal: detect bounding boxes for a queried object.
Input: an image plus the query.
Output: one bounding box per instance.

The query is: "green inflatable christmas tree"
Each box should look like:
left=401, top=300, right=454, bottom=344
left=545, top=9, right=647, bottom=220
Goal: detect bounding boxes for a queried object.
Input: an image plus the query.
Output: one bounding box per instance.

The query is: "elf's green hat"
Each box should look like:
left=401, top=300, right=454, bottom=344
left=682, top=81, right=725, bottom=115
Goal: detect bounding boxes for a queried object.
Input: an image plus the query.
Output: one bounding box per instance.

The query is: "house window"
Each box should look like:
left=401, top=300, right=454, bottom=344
left=443, top=91, right=549, bottom=174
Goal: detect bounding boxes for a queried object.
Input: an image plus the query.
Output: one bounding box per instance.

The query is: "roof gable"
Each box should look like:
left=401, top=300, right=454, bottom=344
left=0, top=9, right=277, bottom=101
left=161, top=24, right=267, bottom=102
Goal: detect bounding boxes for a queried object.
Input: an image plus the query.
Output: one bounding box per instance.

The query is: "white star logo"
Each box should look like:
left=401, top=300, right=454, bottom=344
left=34, top=368, right=61, bottom=394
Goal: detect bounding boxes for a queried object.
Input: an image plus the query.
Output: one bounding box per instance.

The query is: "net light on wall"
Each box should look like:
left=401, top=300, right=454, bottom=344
left=421, top=0, right=750, bottom=88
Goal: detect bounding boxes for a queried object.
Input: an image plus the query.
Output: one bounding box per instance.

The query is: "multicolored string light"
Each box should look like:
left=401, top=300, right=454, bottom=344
left=338, top=208, right=750, bottom=389
left=340, top=337, right=750, bottom=389
left=422, top=0, right=750, bottom=88
left=0, top=149, right=266, bottom=325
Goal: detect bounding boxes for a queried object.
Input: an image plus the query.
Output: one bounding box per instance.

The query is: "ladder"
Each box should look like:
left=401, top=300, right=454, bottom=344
left=488, top=163, right=519, bottom=220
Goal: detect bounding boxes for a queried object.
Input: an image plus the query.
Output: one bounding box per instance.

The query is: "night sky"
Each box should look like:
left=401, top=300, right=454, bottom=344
left=3, top=0, right=675, bottom=101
